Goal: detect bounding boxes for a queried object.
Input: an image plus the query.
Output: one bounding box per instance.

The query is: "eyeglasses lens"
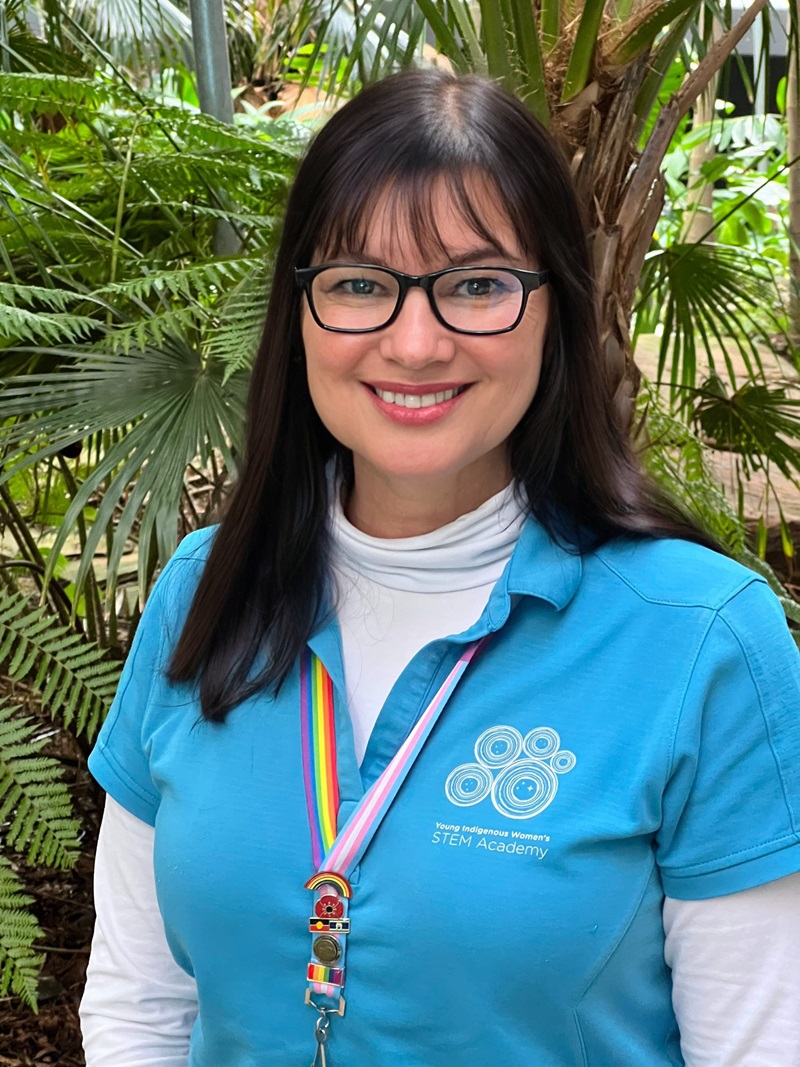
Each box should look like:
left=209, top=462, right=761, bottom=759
left=433, top=269, right=524, bottom=332
left=310, top=267, right=525, bottom=332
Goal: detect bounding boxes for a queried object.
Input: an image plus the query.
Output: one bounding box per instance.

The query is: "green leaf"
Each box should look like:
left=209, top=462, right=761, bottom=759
left=478, top=0, right=513, bottom=84
left=506, top=0, right=549, bottom=122
left=561, top=0, right=605, bottom=102
left=0, top=592, right=121, bottom=740
left=414, top=0, right=485, bottom=73
left=636, top=242, right=782, bottom=405
left=757, top=515, right=768, bottom=558
left=780, top=515, right=795, bottom=560
left=776, top=75, right=787, bottom=115
left=540, top=0, right=560, bottom=52
left=609, top=0, right=702, bottom=65
left=0, top=702, right=80, bottom=869
left=0, top=853, right=43, bottom=1010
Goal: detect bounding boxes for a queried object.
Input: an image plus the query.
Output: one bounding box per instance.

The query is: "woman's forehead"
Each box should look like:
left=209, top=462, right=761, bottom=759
left=317, top=172, right=528, bottom=265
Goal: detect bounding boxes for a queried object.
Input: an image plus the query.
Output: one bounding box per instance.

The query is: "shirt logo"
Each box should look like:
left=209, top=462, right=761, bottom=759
left=444, top=726, right=576, bottom=819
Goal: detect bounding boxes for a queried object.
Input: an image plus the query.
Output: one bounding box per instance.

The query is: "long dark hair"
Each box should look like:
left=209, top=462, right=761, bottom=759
left=169, top=68, right=719, bottom=722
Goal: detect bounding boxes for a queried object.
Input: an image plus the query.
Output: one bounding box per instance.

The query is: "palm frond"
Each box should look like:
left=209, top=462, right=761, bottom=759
left=639, top=380, right=800, bottom=638
left=68, top=0, right=192, bottom=69
left=607, top=0, right=704, bottom=66
left=205, top=262, right=271, bottom=381
left=0, top=71, right=141, bottom=117
left=0, top=593, right=121, bottom=740
left=93, top=257, right=259, bottom=306
left=0, top=701, right=80, bottom=868
left=694, top=377, right=800, bottom=481
left=0, top=338, right=247, bottom=599
left=635, top=242, right=784, bottom=403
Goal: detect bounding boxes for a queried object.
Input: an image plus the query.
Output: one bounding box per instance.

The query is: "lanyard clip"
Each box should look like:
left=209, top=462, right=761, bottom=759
left=305, top=987, right=346, bottom=1017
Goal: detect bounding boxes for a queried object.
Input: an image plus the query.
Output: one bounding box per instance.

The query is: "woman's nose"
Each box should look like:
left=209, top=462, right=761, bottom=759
left=379, top=288, right=456, bottom=366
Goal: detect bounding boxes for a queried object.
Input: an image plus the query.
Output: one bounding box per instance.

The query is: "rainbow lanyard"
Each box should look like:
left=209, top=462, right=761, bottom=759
left=300, top=639, right=485, bottom=1052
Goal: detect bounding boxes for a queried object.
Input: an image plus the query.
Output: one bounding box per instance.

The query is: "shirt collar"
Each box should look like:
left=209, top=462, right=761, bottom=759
left=310, top=512, right=583, bottom=659
left=461, top=515, right=583, bottom=639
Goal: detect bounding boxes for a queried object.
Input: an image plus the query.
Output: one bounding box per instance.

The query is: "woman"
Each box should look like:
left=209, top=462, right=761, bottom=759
left=81, top=69, right=800, bottom=1066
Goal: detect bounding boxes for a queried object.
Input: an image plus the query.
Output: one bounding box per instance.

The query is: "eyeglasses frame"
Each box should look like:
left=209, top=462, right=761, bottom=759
left=294, top=262, right=551, bottom=336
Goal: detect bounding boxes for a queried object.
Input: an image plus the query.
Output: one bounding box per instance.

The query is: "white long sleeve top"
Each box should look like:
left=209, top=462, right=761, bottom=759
left=81, top=485, right=800, bottom=1065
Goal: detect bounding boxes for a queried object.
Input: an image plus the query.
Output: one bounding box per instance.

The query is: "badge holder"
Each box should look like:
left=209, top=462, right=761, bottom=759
left=305, top=875, right=350, bottom=1065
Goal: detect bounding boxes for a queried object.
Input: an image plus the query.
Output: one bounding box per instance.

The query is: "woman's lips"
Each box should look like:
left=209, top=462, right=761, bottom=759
left=363, top=382, right=471, bottom=424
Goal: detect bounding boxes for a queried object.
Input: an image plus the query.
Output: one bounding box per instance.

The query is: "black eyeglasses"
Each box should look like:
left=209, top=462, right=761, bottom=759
left=294, top=263, right=550, bottom=335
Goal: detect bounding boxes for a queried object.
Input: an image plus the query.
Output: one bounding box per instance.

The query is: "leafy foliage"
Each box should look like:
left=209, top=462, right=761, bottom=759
left=635, top=242, right=787, bottom=397
left=0, top=852, right=43, bottom=1009
left=0, top=592, right=121, bottom=740
left=0, top=591, right=119, bottom=1009
left=0, top=700, right=80, bottom=869
left=0, top=62, right=305, bottom=606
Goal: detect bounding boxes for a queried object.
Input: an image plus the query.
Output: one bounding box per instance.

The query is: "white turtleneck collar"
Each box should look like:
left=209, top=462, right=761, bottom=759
left=330, top=482, right=527, bottom=593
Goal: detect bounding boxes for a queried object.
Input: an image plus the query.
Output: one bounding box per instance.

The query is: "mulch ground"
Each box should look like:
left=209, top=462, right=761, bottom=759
left=0, top=528, right=797, bottom=1066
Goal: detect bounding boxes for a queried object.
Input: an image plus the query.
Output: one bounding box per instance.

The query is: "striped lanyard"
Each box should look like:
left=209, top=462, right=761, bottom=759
left=300, top=638, right=486, bottom=1046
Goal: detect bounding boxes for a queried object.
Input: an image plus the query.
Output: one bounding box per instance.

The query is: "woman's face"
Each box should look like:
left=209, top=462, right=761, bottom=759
left=301, top=177, right=550, bottom=520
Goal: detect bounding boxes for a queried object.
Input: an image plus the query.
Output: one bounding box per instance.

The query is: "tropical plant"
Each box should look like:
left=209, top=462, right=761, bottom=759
left=0, top=589, right=121, bottom=1007
left=0, top=44, right=307, bottom=627
left=281, top=0, right=800, bottom=570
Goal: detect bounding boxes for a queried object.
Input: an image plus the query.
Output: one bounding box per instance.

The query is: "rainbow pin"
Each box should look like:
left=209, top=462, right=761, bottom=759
left=304, top=872, right=352, bottom=898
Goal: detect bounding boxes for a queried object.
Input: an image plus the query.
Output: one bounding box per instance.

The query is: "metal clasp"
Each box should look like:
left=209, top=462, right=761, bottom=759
left=305, top=987, right=346, bottom=1017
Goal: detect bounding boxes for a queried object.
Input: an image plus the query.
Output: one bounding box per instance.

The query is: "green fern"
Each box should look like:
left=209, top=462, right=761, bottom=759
left=0, top=593, right=121, bottom=741
left=0, top=702, right=80, bottom=869
left=94, top=257, right=259, bottom=305
left=0, top=283, right=95, bottom=312
left=0, top=303, right=100, bottom=345
left=0, top=853, right=43, bottom=1009
left=0, top=72, right=140, bottom=118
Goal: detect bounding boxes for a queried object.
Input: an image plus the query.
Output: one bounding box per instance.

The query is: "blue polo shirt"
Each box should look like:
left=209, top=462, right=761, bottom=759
left=90, top=518, right=800, bottom=1066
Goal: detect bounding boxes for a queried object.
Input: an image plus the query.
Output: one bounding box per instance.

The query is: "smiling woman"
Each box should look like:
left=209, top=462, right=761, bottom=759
left=80, top=69, right=800, bottom=1067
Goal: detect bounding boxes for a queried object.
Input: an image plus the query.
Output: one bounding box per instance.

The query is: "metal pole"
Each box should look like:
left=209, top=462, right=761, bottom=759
left=752, top=12, right=767, bottom=171
left=189, top=0, right=234, bottom=125
left=189, top=0, right=239, bottom=254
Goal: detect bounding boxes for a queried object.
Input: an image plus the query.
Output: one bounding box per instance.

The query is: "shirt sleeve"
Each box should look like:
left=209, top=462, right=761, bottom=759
left=663, top=874, right=800, bottom=1065
left=88, top=533, right=202, bottom=824
left=80, top=796, right=198, bottom=1066
left=657, top=578, right=800, bottom=900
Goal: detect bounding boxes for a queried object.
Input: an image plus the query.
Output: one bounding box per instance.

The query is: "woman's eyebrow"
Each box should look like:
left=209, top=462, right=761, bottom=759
left=448, top=245, right=518, bottom=265
left=332, top=244, right=523, bottom=268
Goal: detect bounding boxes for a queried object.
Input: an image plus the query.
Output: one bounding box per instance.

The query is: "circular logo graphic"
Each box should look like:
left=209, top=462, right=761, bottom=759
left=491, top=759, right=559, bottom=819
left=551, top=750, right=577, bottom=774
left=523, top=726, right=561, bottom=759
left=474, top=725, right=523, bottom=768
left=444, top=724, right=576, bottom=818
left=444, top=762, right=494, bottom=806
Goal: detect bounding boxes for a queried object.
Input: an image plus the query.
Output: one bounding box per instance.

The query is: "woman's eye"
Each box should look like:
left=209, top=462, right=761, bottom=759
left=335, top=277, right=378, bottom=296
left=348, top=278, right=376, bottom=295
left=464, top=278, right=494, bottom=296
left=453, top=276, right=506, bottom=298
